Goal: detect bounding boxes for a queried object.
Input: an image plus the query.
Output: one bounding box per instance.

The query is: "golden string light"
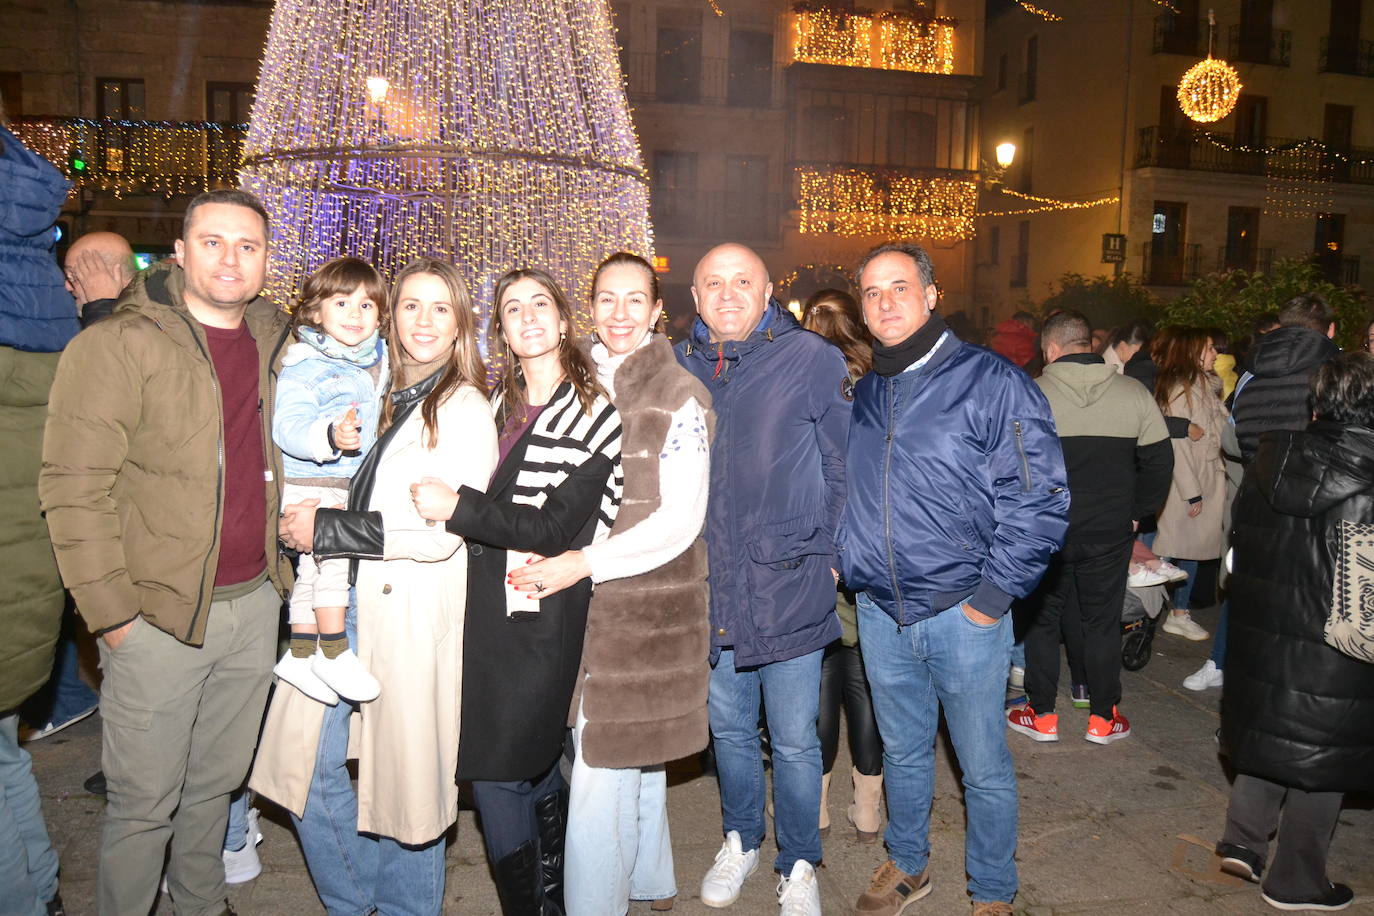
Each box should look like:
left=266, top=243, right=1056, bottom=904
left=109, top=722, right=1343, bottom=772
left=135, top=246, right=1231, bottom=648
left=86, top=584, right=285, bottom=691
left=12, top=117, right=244, bottom=199
left=1149, top=0, right=1181, bottom=11
left=791, top=6, right=955, bottom=74
left=797, top=166, right=978, bottom=240
left=1015, top=1, right=1063, bottom=22
left=238, top=0, right=652, bottom=331
left=1264, top=145, right=1334, bottom=220
left=1177, top=57, right=1242, bottom=122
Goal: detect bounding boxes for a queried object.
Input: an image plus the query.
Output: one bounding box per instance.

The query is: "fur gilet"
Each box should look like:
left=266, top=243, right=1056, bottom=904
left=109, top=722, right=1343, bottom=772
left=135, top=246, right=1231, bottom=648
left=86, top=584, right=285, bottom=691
left=573, top=333, right=715, bottom=768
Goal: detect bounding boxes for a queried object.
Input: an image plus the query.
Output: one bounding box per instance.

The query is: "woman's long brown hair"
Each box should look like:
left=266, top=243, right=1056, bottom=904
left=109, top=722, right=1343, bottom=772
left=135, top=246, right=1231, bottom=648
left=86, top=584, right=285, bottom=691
left=488, top=267, right=604, bottom=424
left=802, top=288, right=872, bottom=379
left=380, top=258, right=487, bottom=446
left=1152, top=326, right=1210, bottom=414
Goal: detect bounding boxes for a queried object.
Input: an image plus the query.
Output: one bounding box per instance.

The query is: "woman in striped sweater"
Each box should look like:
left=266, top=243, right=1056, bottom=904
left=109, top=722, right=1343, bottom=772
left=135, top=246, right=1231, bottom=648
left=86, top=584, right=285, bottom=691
left=411, top=267, right=621, bottom=915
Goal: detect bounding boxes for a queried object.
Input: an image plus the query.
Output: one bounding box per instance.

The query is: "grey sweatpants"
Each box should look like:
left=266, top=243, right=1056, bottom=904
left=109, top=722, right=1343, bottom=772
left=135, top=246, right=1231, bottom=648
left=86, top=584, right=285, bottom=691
left=95, top=579, right=279, bottom=916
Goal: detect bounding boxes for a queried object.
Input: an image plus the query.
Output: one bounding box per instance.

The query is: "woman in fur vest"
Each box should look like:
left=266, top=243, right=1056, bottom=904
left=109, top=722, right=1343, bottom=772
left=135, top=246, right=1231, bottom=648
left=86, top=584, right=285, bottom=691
left=509, top=253, right=714, bottom=916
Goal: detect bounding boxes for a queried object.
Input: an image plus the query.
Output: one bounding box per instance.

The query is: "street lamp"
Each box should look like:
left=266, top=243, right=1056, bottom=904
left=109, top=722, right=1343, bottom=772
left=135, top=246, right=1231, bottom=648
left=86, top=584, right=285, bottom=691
left=995, top=142, right=1017, bottom=169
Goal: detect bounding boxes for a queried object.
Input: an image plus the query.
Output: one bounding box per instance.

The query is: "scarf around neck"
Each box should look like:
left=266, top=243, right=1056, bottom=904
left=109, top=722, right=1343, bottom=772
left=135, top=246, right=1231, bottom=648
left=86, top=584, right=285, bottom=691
left=872, top=313, right=949, bottom=377
left=298, top=325, right=383, bottom=367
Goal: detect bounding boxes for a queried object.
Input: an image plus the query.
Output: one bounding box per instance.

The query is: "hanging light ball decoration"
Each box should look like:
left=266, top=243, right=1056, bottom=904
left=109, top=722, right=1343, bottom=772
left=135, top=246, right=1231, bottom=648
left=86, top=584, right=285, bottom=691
left=1177, top=57, right=1242, bottom=123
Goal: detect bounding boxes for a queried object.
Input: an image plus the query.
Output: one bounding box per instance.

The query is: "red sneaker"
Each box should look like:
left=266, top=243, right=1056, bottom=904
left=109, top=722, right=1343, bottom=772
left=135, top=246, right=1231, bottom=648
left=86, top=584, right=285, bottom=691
left=1007, top=706, right=1058, bottom=742
left=1085, top=707, right=1131, bottom=744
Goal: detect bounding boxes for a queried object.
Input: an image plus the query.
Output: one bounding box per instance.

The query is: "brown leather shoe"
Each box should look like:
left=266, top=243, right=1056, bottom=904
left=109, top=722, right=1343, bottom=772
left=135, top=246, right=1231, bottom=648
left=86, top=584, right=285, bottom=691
left=971, top=901, right=1013, bottom=915
left=854, top=860, right=931, bottom=915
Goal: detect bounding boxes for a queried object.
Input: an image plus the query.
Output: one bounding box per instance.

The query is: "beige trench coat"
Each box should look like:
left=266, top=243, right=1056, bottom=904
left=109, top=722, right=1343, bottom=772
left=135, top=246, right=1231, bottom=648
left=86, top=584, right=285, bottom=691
left=250, top=384, right=497, bottom=845
left=1153, top=377, right=1228, bottom=561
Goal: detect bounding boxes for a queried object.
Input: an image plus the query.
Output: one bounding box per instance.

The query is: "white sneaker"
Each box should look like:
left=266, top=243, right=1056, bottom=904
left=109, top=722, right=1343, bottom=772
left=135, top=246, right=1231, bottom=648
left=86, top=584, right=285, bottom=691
left=311, top=648, right=380, bottom=702
left=777, top=859, right=821, bottom=916
left=1008, top=665, right=1025, bottom=689
left=1156, top=561, right=1189, bottom=582
left=273, top=650, right=339, bottom=705
left=1183, top=659, right=1224, bottom=690
left=1127, top=562, right=1171, bottom=587
left=1161, top=612, right=1209, bottom=641
left=223, top=805, right=265, bottom=884
left=701, top=830, right=759, bottom=908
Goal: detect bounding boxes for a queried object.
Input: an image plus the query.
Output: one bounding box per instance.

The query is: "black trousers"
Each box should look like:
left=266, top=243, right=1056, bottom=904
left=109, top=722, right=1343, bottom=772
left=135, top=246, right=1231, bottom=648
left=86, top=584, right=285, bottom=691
left=1025, top=536, right=1132, bottom=719
left=817, top=640, right=882, bottom=775
left=471, top=760, right=565, bottom=862
left=1223, top=773, right=1343, bottom=899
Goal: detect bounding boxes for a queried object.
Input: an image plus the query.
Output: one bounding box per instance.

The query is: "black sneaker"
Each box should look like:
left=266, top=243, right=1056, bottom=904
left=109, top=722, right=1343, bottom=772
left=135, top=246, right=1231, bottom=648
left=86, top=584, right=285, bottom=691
left=83, top=770, right=107, bottom=797
left=46, top=894, right=65, bottom=916
left=1261, top=881, right=1354, bottom=912
left=1216, top=842, right=1263, bottom=883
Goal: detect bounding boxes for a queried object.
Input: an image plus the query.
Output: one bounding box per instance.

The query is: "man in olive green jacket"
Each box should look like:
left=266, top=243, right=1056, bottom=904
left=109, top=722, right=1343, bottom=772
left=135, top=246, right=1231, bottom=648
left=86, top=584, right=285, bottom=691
left=39, top=189, right=292, bottom=916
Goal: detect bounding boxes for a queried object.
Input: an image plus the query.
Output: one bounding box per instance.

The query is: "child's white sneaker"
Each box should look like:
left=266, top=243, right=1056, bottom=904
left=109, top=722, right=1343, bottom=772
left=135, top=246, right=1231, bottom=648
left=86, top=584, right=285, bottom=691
left=273, top=650, right=338, bottom=705
left=312, top=648, right=381, bottom=702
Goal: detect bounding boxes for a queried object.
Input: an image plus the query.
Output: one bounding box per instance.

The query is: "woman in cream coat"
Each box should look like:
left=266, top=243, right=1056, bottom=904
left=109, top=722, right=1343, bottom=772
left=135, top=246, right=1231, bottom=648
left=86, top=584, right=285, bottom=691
left=256, top=259, right=497, bottom=916
left=1151, top=328, right=1227, bottom=642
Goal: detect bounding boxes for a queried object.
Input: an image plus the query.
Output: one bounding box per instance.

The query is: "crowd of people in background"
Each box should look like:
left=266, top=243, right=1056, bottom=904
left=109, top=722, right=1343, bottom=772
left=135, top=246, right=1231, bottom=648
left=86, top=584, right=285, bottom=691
left=4, top=113, right=1374, bottom=916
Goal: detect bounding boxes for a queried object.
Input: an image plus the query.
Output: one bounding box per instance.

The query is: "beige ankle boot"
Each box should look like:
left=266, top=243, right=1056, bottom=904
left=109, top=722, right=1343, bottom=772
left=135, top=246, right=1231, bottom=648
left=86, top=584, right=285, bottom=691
left=847, top=767, right=883, bottom=843
left=819, top=770, right=832, bottom=838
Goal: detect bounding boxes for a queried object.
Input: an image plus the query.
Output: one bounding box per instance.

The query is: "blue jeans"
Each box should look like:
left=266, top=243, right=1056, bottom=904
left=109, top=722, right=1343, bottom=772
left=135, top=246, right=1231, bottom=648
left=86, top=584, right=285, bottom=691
left=22, top=603, right=99, bottom=729
left=857, top=593, right=1018, bottom=904
left=225, top=789, right=249, bottom=851
left=565, top=698, right=675, bottom=916
left=1210, top=600, right=1229, bottom=668
left=292, top=601, right=445, bottom=916
left=0, top=714, right=59, bottom=916
left=1165, top=559, right=1200, bottom=610
left=709, top=647, right=823, bottom=873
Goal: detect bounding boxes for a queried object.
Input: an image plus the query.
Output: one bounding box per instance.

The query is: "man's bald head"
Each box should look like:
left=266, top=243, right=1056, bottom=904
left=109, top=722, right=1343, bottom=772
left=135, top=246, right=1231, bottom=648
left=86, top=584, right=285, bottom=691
left=64, top=231, right=137, bottom=309
left=691, top=243, right=773, bottom=342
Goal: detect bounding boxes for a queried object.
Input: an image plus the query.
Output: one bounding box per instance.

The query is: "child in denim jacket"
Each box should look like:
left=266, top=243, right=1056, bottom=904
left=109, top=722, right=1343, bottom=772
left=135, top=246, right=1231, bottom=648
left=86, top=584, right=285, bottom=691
left=272, top=257, right=390, bottom=704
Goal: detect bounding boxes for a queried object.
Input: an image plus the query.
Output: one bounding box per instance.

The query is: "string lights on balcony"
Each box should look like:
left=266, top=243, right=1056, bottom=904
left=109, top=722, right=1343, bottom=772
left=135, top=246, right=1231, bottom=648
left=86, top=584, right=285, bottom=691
left=796, top=166, right=978, bottom=240
left=791, top=5, right=956, bottom=74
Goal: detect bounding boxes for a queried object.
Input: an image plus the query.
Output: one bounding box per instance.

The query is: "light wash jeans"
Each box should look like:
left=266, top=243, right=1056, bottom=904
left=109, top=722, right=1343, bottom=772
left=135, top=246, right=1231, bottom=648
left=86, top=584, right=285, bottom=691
left=565, top=697, right=675, bottom=916
left=708, top=646, right=824, bottom=873
left=0, top=713, right=60, bottom=916
left=291, top=599, right=445, bottom=916
left=857, top=593, right=1018, bottom=904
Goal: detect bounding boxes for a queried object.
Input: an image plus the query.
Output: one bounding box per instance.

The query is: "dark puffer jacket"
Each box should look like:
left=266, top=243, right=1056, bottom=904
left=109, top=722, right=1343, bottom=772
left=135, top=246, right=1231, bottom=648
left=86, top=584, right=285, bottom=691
left=1232, top=327, right=1339, bottom=464
left=1222, top=422, right=1374, bottom=793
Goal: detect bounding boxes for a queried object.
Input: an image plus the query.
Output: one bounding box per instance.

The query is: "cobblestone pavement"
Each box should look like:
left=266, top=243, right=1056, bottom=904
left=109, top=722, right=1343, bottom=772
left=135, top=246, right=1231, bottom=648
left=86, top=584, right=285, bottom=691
left=24, top=604, right=1374, bottom=914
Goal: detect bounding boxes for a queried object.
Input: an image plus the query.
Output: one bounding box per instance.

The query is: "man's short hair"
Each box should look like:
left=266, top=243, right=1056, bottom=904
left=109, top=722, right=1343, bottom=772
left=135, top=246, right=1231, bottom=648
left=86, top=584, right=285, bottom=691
left=1041, top=310, right=1092, bottom=351
left=182, top=188, right=270, bottom=238
left=1278, top=292, right=1334, bottom=334
left=854, top=241, right=936, bottom=291
left=1312, top=351, right=1374, bottom=428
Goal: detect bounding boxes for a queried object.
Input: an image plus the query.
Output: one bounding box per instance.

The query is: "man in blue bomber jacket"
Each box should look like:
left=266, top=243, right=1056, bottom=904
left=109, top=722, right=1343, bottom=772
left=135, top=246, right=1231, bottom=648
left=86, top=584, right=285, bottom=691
left=841, top=242, right=1069, bottom=916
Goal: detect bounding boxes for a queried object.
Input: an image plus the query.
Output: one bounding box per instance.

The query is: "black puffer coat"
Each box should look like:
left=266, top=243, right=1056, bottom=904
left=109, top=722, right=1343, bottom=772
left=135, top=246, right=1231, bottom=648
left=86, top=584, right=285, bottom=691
left=1222, top=421, right=1374, bottom=793
left=1232, top=327, right=1338, bottom=464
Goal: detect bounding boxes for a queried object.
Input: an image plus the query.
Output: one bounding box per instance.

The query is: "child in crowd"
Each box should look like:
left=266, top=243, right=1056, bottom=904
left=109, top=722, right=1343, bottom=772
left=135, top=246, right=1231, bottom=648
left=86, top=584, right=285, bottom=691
left=271, top=257, right=390, bottom=704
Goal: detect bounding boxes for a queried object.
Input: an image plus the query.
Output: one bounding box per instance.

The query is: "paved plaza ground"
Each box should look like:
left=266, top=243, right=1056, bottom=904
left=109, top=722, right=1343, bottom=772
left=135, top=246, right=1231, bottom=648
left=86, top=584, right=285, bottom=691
left=24, top=603, right=1374, bottom=914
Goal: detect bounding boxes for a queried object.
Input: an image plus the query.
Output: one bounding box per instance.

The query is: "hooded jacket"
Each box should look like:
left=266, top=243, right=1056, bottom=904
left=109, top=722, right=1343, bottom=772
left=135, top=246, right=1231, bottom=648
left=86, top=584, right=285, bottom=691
left=39, top=261, right=293, bottom=644
left=675, top=303, right=849, bottom=667
left=1232, top=326, right=1339, bottom=464
left=1222, top=422, right=1374, bottom=793
left=989, top=318, right=1038, bottom=368
left=840, top=331, right=1069, bottom=623
left=1036, top=353, right=1173, bottom=543
left=0, top=124, right=80, bottom=354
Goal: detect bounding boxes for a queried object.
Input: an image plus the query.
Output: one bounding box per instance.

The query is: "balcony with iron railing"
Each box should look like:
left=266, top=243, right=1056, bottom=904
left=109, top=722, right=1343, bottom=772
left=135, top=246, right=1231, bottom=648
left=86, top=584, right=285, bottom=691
left=1142, top=242, right=1203, bottom=287
left=1315, top=253, right=1362, bottom=285
left=1153, top=15, right=1205, bottom=56
left=1228, top=24, right=1291, bottom=66
left=788, top=5, right=957, bottom=75
left=11, top=117, right=246, bottom=197
left=1319, top=36, right=1374, bottom=76
left=1216, top=246, right=1275, bottom=274
left=1135, top=126, right=1374, bottom=184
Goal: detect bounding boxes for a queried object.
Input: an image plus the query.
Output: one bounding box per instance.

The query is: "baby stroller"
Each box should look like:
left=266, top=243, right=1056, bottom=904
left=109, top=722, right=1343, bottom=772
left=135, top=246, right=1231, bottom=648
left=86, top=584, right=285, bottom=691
left=1121, top=581, right=1171, bottom=671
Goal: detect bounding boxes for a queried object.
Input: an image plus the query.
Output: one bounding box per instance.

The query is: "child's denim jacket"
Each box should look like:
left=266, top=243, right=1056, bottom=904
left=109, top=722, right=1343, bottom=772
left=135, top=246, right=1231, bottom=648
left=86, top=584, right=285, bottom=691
left=273, top=330, right=390, bottom=480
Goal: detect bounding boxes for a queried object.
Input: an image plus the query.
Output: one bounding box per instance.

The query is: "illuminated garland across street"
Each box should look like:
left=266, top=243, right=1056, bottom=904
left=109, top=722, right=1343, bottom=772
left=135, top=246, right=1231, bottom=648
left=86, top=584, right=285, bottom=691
left=791, top=5, right=956, bottom=74
left=797, top=166, right=978, bottom=239
left=1015, top=1, right=1063, bottom=22
left=238, top=0, right=651, bottom=335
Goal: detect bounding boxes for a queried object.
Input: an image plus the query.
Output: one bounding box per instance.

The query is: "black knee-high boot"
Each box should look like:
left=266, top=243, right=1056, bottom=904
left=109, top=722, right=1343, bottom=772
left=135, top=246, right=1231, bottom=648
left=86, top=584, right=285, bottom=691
left=492, top=841, right=563, bottom=916
left=534, top=787, right=569, bottom=913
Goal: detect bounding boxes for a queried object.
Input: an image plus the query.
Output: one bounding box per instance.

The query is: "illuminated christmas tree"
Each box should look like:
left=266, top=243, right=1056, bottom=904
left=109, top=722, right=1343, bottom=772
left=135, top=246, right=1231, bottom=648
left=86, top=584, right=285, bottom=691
left=239, top=0, right=651, bottom=330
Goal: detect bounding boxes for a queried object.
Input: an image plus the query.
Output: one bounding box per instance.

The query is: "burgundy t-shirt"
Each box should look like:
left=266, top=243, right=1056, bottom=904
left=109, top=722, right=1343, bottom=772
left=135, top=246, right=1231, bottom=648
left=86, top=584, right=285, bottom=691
left=202, top=321, right=267, bottom=587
